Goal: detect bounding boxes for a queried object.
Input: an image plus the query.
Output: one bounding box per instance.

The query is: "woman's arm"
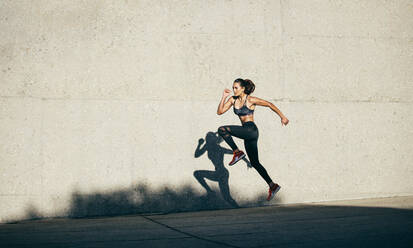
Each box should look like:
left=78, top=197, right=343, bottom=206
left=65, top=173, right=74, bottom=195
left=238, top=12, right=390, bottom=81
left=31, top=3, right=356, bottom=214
left=217, top=89, right=234, bottom=115
left=250, top=96, right=289, bottom=125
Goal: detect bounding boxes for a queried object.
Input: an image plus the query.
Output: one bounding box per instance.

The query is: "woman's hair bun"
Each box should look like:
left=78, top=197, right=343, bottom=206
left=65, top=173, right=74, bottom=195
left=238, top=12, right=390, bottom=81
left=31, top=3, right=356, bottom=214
left=234, top=78, right=255, bottom=95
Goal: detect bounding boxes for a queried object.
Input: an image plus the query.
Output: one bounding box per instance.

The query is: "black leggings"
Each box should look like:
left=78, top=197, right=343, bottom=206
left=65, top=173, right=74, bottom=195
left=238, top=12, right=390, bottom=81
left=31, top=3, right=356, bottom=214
left=218, top=121, right=273, bottom=185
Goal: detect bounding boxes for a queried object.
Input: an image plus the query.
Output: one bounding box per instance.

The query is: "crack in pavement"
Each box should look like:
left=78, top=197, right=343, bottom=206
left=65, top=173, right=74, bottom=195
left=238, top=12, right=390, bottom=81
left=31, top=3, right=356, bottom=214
left=142, top=215, right=241, bottom=248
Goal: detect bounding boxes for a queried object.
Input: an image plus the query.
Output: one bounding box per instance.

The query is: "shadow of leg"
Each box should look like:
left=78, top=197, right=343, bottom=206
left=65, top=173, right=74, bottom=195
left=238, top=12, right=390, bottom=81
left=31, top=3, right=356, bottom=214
left=193, top=170, right=215, bottom=193
left=194, top=169, right=239, bottom=208
left=219, top=177, right=239, bottom=208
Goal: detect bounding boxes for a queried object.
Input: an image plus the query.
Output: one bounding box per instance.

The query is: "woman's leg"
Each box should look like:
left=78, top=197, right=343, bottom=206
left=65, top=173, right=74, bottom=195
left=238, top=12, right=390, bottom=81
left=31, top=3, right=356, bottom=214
left=217, top=125, right=257, bottom=151
left=244, top=138, right=273, bottom=185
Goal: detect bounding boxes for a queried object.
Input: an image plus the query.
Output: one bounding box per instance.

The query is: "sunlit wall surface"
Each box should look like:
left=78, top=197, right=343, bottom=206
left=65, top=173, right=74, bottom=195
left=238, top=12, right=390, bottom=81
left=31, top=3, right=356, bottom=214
left=1, top=0, right=412, bottom=223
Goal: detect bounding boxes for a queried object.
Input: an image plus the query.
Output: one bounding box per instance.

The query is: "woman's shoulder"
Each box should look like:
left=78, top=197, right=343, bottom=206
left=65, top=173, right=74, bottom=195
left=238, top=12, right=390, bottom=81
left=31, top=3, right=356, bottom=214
left=248, top=95, right=265, bottom=106
left=248, top=95, right=268, bottom=106
left=247, top=95, right=257, bottom=102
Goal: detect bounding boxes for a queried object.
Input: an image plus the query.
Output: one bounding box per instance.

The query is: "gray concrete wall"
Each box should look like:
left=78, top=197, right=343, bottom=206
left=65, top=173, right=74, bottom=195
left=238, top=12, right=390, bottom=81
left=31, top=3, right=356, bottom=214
left=1, top=0, right=412, bottom=223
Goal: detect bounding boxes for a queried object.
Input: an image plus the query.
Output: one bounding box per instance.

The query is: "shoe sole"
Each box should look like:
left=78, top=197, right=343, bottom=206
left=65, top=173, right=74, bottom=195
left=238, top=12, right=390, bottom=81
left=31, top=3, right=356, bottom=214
left=228, top=153, right=246, bottom=166
left=267, top=185, right=281, bottom=201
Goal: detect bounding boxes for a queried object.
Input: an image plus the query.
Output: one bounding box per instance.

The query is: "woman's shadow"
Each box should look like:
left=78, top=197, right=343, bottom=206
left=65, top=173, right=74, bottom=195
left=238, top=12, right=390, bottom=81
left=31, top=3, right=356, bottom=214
left=194, top=131, right=252, bottom=208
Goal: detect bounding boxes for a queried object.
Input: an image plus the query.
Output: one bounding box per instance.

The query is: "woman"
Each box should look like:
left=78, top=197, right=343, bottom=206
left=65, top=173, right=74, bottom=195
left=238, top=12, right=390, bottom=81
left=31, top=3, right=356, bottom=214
left=217, top=78, right=289, bottom=201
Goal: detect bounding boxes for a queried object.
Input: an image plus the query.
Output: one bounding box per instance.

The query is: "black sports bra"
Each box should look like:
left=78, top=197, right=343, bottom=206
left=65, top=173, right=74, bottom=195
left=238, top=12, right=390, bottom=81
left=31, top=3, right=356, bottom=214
left=233, top=95, right=254, bottom=116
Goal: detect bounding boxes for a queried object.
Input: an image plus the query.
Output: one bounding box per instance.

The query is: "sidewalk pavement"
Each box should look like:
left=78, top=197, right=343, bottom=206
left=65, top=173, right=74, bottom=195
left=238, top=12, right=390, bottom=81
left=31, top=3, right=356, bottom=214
left=1, top=196, right=412, bottom=248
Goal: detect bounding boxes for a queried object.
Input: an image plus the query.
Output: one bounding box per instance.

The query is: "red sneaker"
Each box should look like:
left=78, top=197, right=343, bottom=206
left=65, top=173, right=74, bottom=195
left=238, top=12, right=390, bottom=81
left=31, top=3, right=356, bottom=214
left=267, top=183, right=281, bottom=201
left=228, top=150, right=245, bottom=166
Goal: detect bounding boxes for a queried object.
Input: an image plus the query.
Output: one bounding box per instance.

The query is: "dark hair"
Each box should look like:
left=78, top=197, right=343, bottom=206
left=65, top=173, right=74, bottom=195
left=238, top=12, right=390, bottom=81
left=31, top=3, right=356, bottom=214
left=234, top=78, right=255, bottom=95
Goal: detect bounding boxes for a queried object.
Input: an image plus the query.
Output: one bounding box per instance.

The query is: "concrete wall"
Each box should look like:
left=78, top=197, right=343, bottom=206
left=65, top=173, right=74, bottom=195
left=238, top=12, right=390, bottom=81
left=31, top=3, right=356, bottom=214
left=1, top=0, right=412, bottom=223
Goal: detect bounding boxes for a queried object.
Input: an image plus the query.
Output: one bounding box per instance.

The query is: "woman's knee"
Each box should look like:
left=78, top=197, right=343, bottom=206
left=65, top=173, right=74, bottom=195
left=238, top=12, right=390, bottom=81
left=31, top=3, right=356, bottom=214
left=217, top=126, right=227, bottom=136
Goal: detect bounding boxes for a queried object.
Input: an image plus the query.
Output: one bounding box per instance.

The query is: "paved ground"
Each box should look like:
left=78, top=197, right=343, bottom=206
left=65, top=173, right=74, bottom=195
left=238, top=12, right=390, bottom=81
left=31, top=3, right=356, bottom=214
left=1, top=196, right=413, bottom=248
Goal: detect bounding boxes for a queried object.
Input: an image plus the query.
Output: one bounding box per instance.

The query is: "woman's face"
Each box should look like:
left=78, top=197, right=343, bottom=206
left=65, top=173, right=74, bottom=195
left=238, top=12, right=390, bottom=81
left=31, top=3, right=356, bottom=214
left=232, top=82, right=244, bottom=96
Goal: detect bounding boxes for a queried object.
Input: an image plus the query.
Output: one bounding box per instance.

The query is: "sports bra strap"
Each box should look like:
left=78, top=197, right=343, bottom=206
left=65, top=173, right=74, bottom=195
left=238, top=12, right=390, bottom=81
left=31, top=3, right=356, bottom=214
left=242, top=95, right=248, bottom=107
left=234, top=95, right=249, bottom=107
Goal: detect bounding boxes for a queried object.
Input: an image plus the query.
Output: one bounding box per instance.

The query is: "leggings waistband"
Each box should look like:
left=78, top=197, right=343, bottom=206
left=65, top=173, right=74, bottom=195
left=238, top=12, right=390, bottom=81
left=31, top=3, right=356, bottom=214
left=242, top=121, right=256, bottom=126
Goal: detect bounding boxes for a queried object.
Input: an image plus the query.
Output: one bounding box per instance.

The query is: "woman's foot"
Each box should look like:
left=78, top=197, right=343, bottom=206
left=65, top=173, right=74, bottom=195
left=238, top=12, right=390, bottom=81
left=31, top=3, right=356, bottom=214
left=267, top=183, right=281, bottom=201
left=228, top=150, right=245, bottom=166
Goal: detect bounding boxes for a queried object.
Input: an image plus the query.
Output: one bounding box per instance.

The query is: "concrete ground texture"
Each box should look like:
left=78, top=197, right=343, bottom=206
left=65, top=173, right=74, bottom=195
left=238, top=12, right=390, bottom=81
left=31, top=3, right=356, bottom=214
left=1, top=196, right=412, bottom=248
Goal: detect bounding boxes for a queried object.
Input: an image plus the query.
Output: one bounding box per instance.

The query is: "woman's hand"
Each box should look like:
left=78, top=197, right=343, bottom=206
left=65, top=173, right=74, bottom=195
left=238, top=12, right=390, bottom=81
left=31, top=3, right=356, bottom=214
left=281, top=117, right=289, bottom=126
left=222, top=88, right=232, bottom=98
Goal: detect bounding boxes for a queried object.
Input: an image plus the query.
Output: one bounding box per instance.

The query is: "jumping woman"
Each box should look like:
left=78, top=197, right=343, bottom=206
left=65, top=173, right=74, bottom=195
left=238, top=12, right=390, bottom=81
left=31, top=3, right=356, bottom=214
left=217, top=78, right=289, bottom=201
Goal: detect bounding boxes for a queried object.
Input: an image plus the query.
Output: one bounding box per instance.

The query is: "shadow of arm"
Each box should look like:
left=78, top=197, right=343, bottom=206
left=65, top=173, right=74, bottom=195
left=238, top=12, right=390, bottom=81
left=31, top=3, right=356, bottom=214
left=242, top=157, right=252, bottom=168
left=194, top=138, right=207, bottom=158
left=222, top=148, right=233, bottom=154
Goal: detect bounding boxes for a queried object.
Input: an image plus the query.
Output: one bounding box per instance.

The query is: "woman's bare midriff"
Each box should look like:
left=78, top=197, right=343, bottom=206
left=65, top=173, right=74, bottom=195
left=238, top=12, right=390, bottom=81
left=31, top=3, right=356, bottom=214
left=239, top=115, right=254, bottom=124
